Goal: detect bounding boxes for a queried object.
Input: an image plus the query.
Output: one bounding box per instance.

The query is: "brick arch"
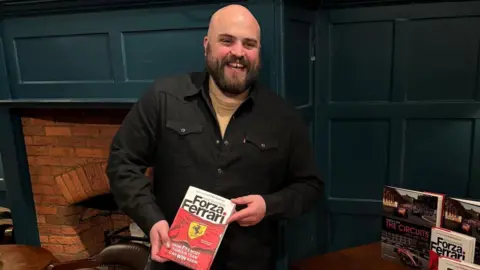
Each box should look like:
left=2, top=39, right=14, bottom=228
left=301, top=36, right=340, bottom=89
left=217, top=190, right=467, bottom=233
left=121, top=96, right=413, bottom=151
left=54, top=162, right=109, bottom=204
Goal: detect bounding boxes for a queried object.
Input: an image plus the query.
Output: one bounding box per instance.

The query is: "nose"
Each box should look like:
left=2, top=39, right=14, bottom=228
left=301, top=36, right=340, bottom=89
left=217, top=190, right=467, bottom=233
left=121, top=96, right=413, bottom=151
left=230, top=42, right=245, bottom=58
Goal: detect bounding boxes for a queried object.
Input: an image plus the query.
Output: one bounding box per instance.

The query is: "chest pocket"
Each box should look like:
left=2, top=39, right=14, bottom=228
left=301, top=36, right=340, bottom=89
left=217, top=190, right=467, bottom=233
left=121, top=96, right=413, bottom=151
left=243, top=131, right=280, bottom=169
left=165, top=120, right=203, bottom=166
left=245, top=133, right=278, bottom=152
left=241, top=131, right=281, bottom=192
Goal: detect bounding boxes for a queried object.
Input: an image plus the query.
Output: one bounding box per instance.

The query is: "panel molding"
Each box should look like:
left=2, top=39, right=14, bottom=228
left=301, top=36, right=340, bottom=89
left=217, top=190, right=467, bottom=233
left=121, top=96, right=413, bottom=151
left=2, top=5, right=216, bottom=99
left=0, top=108, right=40, bottom=245
left=329, top=1, right=480, bottom=23
left=469, top=119, right=480, bottom=199
left=0, top=0, right=246, bottom=17
left=0, top=21, right=10, bottom=100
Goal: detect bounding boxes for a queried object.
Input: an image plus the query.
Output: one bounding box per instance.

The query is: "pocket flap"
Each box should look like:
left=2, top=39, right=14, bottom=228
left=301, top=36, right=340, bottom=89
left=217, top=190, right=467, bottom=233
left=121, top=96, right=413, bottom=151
left=166, top=120, right=203, bottom=135
left=245, top=133, right=278, bottom=150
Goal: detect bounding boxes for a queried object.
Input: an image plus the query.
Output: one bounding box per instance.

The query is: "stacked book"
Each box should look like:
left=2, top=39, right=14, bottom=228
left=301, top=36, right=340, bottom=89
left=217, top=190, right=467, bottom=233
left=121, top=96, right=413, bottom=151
left=381, top=186, right=480, bottom=270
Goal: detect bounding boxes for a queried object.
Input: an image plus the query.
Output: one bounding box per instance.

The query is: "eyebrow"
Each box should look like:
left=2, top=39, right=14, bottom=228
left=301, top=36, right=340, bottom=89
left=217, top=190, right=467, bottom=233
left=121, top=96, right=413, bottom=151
left=218, top=33, right=258, bottom=45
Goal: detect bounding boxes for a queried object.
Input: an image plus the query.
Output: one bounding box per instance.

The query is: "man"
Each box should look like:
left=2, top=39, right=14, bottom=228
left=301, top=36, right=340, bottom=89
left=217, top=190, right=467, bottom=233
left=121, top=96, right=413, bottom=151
left=106, top=4, right=323, bottom=270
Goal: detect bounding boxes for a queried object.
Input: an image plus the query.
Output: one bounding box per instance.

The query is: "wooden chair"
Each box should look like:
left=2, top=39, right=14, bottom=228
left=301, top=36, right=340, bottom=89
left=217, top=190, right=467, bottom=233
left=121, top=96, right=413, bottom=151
left=48, top=242, right=150, bottom=270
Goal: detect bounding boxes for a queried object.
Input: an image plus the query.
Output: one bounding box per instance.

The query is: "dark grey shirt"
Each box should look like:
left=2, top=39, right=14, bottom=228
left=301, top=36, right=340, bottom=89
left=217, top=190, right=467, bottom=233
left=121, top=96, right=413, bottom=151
left=106, top=70, right=324, bottom=270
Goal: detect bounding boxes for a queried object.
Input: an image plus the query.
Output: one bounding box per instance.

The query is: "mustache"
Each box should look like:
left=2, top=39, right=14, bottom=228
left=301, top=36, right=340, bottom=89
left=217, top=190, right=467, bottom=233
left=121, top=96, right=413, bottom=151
left=221, top=55, right=249, bottom=68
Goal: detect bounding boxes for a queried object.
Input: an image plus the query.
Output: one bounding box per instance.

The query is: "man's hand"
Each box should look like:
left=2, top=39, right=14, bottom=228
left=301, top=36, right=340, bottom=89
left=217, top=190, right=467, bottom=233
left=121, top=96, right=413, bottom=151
left=227, top=195, right=266, bottom=226
left=149, top=220, right=171, bottom=263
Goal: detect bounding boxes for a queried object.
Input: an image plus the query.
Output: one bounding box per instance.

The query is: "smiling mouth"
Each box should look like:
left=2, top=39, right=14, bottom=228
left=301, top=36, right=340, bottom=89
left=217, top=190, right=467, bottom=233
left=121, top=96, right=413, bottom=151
left=227, top=63, right=245, bottom=70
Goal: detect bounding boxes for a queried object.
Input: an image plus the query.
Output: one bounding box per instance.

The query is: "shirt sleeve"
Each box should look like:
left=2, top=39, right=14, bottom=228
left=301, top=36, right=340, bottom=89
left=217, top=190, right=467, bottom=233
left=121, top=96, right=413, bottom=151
left=106, top=84, right=165, bottom=235
left=261, top=111, right=325, bottom=219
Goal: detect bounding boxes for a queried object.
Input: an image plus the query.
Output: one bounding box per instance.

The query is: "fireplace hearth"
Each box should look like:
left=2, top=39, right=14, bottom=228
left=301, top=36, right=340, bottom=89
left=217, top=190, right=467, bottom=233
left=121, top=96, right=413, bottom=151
left=19, top=108, right=150, bottom=261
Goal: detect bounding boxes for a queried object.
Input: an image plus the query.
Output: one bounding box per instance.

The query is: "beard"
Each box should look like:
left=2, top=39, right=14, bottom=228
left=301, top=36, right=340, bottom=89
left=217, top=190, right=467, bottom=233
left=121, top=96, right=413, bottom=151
left=205, top=44, right=260, bottom=95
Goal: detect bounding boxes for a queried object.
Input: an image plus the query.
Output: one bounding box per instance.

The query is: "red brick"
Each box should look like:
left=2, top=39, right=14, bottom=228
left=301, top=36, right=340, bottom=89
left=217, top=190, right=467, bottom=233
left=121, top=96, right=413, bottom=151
left=36, top=206, right=57, bottom=215
left=30, top=118, right=54, bottom=125
left=23, top=126, right=45, bottom=136
left=24, top=136, right=33, bottom=145
left=36, top=176, right=56, bottom=185
left=35, top=157, right=63, bottom=166
left=33, top=195, right=42, bottom=204
left=45, top=215, right=79, bottom=226
left=49, top=235, right=82, bottom=245
left=87, top=138, right=112, bottom=148
left=32, top=136, right=58, bottom=145
left=37, top=166, right=52, bottom=176
left=56, top=206, right=83, bottom=216
left=42, top=195, right=68, bottom=206
left=50, top=147, right=75, bottom=156
left=55, top=175, right=74, bottom=203
left=75, top=148, right=108, bottom=158
left=71, top=126, right=100, bottom=137
left=61, top=157, right=86, bottom=167
left=38, top=225, right=78, bottom=236
left=42, top=244, right=64, bottom=253
left=39, top=235, right=49, bottom=243
left=37, top=215, right=46, bottom=224
left=26, top=146, right=49, bottom=156
left=27, top=157, right=35, bottom=165
left=45, top=126, right=71, bottom=136
left=63, top=244, right=86, bottom=254
left=51, top=167, right=67, bottom=176
left=33, top=184, right=56, bottom=195
left=57, top=137, right=87, bottom=147
left=99, top=127, right=118, bottom=137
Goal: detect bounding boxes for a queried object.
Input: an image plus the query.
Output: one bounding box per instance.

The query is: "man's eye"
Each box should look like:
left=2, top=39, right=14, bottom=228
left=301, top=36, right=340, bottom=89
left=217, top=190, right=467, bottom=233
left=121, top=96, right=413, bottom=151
left=244, top=43, right=256, bottom=49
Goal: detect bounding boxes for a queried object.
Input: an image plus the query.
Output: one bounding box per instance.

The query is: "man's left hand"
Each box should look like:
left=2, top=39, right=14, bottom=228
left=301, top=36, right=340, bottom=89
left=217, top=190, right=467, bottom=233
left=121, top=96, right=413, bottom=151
left=227, top=195, right=266, bottom=227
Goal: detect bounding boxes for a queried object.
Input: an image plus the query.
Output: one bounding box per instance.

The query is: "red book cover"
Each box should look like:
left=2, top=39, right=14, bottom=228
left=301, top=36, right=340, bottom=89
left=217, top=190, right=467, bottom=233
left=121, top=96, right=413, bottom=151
left=158, top=186, right=236, bottom=270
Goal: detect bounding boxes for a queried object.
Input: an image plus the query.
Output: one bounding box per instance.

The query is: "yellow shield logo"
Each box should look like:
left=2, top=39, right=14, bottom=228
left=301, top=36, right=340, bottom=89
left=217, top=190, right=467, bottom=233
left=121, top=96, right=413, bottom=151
left=188, top=222, right=207, bottom=240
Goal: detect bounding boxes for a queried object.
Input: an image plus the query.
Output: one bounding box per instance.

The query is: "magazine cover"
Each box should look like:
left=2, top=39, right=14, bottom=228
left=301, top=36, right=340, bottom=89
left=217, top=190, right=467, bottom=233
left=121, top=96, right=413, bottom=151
left=443, top=198, right=480, bottom=265
left=158, top=186, right=236, bottom=270
left=383, top=186, right=444, bottom=228
left=381, top=215, right=431, bottom=268
left=438, top=256, right=480, bottom=270
left=381, top=186, right=445, bottom=269
left=428, top=227, right=476, bottom=270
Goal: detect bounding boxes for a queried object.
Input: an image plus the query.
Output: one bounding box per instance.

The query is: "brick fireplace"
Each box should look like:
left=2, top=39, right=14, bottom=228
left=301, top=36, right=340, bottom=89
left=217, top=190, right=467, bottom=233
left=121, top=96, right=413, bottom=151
left=19, top=108, right=146, bottom=261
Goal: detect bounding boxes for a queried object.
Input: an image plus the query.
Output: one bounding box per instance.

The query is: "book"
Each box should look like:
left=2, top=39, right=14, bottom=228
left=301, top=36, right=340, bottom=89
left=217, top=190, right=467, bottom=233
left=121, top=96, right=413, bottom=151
left=443, top=197, right=480, bottom=265
left=428, top=227, right=476, bottom=270
left=158, top=186, right=236, bottom=270
left=438, top=257, right=480, bottom=270
left=381, top=186, right=445, bottom=269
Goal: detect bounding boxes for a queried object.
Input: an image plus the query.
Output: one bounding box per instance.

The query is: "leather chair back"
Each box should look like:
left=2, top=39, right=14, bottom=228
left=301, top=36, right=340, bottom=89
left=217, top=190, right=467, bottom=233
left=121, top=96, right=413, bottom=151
left=48, top=242, right=150, bottom=270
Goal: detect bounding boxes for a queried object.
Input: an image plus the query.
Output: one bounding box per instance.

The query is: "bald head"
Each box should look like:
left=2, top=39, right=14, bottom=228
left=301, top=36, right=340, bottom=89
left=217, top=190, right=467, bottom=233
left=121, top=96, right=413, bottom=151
left=207, top=4, right=261, bottom=41
left=203, top=4, right=262, bottom=96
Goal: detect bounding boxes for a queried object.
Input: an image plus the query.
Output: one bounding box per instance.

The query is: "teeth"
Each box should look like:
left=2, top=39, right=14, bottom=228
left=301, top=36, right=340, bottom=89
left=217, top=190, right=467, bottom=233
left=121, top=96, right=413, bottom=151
left=228, top=63, right=244, bottom=68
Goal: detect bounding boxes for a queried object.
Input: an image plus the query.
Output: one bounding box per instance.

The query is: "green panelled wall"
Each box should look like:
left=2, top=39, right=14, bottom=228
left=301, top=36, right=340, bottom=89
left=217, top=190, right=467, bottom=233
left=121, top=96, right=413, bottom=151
left=1, top=0, right=480, bottom=268
left=313, top=0, right=480, bottom=255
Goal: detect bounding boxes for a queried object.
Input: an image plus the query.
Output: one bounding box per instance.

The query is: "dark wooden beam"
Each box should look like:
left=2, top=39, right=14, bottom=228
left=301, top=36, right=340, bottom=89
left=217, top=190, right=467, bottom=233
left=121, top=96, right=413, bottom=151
left=0, top=0, right=246, bottom=17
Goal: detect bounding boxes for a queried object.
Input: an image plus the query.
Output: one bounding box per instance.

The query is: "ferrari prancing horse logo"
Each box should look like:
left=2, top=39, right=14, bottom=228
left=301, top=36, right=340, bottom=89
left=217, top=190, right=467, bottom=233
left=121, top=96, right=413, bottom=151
left=188, top=222, right=207, bottom=239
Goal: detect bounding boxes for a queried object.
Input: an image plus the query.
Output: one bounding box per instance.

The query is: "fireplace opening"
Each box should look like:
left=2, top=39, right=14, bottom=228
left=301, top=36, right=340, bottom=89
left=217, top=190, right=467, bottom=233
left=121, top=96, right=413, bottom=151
left=19, top=107, right=152, bottom=261
left=74, top=193, right=149, bottom=247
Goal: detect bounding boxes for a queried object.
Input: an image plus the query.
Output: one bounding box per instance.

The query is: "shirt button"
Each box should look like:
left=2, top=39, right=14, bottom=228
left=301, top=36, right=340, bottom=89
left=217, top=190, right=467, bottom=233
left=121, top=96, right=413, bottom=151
left=180, top=128, right=186, bottom=133
left=216, top=140, right=220, bottom=144
left=217, top=168, right=223, bottom=174
left=224, top=140, right=229, bottom=145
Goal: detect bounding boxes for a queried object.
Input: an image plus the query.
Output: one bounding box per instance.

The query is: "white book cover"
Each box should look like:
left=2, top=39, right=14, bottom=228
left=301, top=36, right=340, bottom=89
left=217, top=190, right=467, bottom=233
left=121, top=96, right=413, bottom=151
left=430, top=227, right=477, bottom=270
left=443, top=197, right=480, bottom=265
left=439, top=256, right=480, bottom=270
